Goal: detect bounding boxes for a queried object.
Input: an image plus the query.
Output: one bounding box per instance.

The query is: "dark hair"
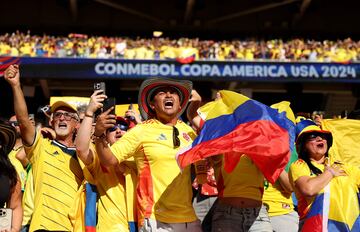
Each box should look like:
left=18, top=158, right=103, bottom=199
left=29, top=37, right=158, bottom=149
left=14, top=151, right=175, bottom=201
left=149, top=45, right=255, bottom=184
left=0, top=143, right=18, bottom=190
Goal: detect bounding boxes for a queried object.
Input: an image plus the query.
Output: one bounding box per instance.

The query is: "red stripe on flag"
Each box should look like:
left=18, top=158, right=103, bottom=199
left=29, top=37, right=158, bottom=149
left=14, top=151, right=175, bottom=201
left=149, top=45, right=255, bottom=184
left=177, top=120, right=290, bottom=183
left=301, top=215, right=323, bottom=232
left=85, top=226, right=96, bottom=232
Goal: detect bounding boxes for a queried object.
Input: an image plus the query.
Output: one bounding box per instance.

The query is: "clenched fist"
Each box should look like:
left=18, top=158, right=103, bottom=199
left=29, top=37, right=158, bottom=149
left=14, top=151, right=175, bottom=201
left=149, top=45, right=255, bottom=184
left=4, top=64, right=20, bottom=87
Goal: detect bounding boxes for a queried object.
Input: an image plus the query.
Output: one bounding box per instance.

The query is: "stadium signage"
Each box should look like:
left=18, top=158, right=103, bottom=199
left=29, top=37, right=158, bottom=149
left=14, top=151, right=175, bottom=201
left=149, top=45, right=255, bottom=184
left=94, top=61, right=357, bottom=80
left=8, top=57, right=360, bottom=82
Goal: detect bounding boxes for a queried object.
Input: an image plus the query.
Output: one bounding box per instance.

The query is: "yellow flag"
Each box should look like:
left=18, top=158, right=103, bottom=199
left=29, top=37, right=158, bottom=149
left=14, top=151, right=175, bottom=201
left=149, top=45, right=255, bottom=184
left=322, top=119, right=360, bottom=167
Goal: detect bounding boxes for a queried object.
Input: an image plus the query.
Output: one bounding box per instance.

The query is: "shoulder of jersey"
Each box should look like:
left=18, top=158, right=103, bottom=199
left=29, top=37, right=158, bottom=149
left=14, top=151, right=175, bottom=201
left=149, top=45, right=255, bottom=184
left=294, top=159, right=305, bottom=165
left=142, top=119, right=158, bottom=124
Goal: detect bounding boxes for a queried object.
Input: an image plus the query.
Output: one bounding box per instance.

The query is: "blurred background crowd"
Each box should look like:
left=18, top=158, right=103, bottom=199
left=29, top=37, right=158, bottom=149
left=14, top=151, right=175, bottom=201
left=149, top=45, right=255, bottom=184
left=1, top=31, right=359, bottom=62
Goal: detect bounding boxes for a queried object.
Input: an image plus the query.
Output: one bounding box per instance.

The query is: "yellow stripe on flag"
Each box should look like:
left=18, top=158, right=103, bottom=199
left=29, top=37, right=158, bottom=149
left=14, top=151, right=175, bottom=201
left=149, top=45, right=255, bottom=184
left=322, top=119, right=360, bottom=168
left=198, top=90, right=249, bottom=120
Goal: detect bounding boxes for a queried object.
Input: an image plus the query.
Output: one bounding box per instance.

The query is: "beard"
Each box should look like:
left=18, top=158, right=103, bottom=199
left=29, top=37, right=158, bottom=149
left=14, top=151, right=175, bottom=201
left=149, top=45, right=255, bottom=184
left=54, top=126, right=72, bottom=138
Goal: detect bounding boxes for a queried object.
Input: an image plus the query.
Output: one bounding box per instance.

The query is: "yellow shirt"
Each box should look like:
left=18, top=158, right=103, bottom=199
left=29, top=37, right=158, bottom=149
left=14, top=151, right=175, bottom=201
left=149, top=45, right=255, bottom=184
left=161, top=46, right=177, bottom=59
left=124, top=49, right=136, bottom=59
left=24, top=133, right=84, bottom=231
left=215, top=154, right=264, bottom=201
left=263, top=180, right=294, bottom=216
left=81, top=146, right=129, bottom=231
left=110, top=119, right=197, bottom=225
left=289, top=159, right=323, bottom=219
left=22, top=167, right=34, bottom=226
left=8, top=148, right=27, bottom=191
left=289, top=159, right=360, bottom=219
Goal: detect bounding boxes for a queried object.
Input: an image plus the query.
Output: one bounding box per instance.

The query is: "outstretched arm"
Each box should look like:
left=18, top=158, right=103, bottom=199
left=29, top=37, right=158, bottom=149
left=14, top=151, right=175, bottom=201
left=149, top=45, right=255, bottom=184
left=4, top=65, right=35, bottom=146
left=75, top=90, right=107, bottom=166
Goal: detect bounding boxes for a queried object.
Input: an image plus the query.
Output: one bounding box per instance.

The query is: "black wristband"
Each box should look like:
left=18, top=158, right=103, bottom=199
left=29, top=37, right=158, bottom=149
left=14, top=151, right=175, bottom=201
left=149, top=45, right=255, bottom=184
left=93, top=133, right=106, bottom=140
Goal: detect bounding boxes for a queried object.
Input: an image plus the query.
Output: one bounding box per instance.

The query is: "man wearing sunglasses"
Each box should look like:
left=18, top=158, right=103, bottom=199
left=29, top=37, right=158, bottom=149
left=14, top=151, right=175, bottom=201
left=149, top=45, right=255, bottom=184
left=4, top=64, right=84, bottom=232
left=94, top=78, right=201, bottom=232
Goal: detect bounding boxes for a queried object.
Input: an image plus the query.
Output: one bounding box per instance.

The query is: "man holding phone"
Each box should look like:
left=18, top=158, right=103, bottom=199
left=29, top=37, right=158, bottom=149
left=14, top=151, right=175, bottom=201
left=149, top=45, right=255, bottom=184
left=76, top=89, right=134, bottom=231
left=94, top=78, right=202, bottom=231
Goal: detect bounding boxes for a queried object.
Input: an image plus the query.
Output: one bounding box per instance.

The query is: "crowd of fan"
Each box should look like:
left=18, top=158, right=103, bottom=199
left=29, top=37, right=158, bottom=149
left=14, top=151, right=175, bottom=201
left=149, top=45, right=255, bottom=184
left=0, top=31, right=359, bottom=62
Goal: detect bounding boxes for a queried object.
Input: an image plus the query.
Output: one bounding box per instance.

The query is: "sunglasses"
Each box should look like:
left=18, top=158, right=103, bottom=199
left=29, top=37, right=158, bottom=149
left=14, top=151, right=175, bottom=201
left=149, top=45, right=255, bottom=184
left=109, top=123, right=129, bottom=132
left=173, top=126, right=180, bottom=148
left=306, top=133, right=327, bottom=141
left=53, top=112, right=79, bottom=121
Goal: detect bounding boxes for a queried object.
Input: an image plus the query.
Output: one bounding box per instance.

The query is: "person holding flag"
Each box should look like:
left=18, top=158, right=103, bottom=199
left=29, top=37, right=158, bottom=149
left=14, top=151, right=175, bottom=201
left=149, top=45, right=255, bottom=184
left=183, top=91, right=296, bottom=232
left=289, top=119, right=360, bottom=231
left=93, top=78, right=201, bottom=231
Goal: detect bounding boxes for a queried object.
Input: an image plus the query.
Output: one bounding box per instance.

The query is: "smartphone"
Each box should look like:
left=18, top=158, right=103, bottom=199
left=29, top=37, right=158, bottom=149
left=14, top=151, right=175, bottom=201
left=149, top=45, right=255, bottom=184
left=103, top=97, right=116, bottom=115
left=93, top=82, right=106, bottom=95
left=0, top=208, right=12, bottom=231
left=94, top=82, right=106, bottom=118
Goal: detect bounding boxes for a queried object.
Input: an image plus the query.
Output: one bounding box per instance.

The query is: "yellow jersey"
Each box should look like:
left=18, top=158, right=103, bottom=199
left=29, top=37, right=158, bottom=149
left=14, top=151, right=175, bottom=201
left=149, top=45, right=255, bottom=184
left=110, top=119, right=198, bottom=226
left=80, top=146, right=129, bottom=231
left=8, top=148, right=27, bottom=191
left=215, top=154, right=264, bottom=201
left=263, top=180, right=294, bottom=217
left=24, top=133, right=83, bottom=231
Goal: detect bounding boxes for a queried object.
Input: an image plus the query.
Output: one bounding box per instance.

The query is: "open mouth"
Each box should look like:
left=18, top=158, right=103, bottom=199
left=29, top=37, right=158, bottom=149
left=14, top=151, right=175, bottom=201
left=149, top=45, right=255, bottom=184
left=58, top=123, right=68, bottom=129
left=316, top=142, right=325, bottom=148
left=164, top=99, right=174, bottom=109
left=115, top=132, right=122, bottom=138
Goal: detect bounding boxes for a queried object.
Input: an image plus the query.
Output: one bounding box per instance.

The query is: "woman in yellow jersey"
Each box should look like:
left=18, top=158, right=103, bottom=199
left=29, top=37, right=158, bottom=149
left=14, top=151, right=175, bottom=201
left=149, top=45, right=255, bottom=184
left=289, top=120, right=360, bottom=231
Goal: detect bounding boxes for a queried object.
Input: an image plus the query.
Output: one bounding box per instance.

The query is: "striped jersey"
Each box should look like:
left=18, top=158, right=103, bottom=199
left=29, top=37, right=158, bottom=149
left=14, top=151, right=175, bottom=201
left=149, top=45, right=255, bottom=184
left=24, top=132, right=83, bottom=231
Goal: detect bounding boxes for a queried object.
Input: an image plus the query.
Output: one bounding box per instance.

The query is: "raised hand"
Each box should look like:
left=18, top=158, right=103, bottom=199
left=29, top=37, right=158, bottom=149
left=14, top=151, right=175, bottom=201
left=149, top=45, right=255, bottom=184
left=189, top=89, right=202, bottom=102
left=86, top=90, right=107, bottom=116
left=326, top=163, right=347, bottom=177
left=94, top=107, right=116, bottom=136
left=4, top=64, right=20, bottom=87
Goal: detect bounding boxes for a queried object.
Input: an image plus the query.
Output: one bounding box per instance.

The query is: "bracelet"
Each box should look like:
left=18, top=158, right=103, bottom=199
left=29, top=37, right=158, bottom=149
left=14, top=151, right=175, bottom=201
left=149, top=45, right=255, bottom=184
left=93, top=133, right=106, bottom=140
left=326, top=167, right=336, bottom=177
left=85, top=113, right=94, bottom=118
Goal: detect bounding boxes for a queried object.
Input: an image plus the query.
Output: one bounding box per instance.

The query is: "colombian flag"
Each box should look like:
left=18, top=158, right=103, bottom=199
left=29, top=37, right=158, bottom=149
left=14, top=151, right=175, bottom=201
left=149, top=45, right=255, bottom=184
left=85, top=183, right=97, bottom=232
left=301, top=177, right=360, bottom=232
left=0, top=57, right=20, bottom=76
left=176, top=90, right=295, bottom=183
left=176, top=54, right=196, bottom=64
left=69, top=182, right=97, bottom=232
